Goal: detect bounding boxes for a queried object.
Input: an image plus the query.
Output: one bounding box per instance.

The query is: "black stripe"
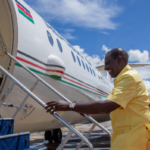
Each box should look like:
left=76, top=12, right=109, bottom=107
left=17, top=50, right=65, bottom=70
left=17, top=50, right=108, bottom=95
left=15, top=0, right=30, bottom=14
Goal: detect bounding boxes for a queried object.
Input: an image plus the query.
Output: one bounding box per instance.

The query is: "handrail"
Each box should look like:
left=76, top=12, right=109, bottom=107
left=6, top=52, right=74, bottom=104
left=6, top=52, right=112, bottom=138
left=0, top=66, right=94, bottom=150
left=84, top=114, right=111, bottom=138
left=0, top=30, right=111, bottom=149
left=76, top=124, right=96, bottom=150
left=5, top=52, right=111, bottom=149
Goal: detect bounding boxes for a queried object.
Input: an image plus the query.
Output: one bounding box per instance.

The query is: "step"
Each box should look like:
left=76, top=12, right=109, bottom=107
left=0, top=118, right=14, bottom=136
left=0, top=132, right=30, bottom=150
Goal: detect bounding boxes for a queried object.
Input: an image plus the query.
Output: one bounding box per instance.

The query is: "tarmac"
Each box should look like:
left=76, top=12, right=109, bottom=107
left=30, top=121, right=112, bottom=150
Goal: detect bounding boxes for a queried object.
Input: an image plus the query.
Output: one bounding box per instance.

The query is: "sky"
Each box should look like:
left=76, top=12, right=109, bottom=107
left=24, top=0, right=150, bottom=92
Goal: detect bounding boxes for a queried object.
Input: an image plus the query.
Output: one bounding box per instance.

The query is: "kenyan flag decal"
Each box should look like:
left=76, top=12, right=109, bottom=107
left=15, top=0, right=34, bottom=24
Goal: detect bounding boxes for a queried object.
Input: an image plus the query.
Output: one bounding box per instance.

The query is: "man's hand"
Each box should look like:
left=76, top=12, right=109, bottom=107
left=45, top=100, right=70, bottom=114
left=45, top=100, right=120, bottom=115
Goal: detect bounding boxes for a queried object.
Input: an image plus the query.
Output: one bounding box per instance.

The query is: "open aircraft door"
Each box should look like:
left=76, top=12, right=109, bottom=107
left=0, top=0, right=18, bottom=99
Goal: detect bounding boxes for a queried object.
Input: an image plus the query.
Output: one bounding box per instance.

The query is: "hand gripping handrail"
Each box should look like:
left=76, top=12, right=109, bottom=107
left=5, top=52, right=111, bottom=148
left=0, top=66, right=94, bottom=150
left=7, top=52, right=111, bottom=130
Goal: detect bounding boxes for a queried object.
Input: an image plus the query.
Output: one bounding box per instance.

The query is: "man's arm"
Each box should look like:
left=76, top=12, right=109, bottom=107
left=45, top=100, right=120, bottom=114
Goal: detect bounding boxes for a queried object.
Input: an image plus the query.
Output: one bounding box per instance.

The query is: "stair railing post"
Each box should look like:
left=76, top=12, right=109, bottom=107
left=12, top=79, right=39, bottom=118
left=56, top=130, right=73, bottom=150
left=0, top=66, right=94, bottom=150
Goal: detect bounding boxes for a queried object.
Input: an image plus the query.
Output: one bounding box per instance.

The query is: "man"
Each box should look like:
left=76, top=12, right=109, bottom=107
left=45, top=48, right=150, bottom=150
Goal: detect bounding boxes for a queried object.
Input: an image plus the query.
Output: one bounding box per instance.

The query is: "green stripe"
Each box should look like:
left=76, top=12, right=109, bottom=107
left=15, top=63, right=61, bottom=80
left=15, top=63, right=107, bottom=98
left=61, top=80, right=107, bottom=98
left=18, top=9, right=34, bottom=24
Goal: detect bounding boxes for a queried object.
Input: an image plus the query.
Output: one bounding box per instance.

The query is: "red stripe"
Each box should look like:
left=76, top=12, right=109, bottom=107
left=63, top=77, right=107, bottom=96
left=16, top=57, right=64, bottom=74
left=16, top=56, right=107, bottom=96
left=16, top=3, right=33, bottom=19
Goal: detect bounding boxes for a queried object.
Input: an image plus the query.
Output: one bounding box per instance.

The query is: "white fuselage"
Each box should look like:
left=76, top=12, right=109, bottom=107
left=0, top=0, right=112, bottom=133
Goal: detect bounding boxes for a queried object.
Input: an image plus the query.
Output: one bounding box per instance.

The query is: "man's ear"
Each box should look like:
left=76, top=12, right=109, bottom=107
left=117, top=55, right=123, bottom=65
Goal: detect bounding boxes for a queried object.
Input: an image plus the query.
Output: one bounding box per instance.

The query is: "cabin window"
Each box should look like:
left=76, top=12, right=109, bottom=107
left=92, top=69, right=96, bottom=76
left=86, top=58, right=91, bottom=65
left=71, top=51, right=76, bottom=62
left=47, top=31, right=53, bottom=46
left=77, top=56, right=81, bottom=66
left=57, top=39, right=63, bottom=52
left=82, top=60, right=85, bottom=69
left=72, top=47, right=77, bottom=52
left=86, top=64, right=89, bottom=72
left=89, top=66, right=92, bottom=74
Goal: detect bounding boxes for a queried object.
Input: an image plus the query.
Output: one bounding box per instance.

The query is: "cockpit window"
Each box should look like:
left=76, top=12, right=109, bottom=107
left=47, top=31, right=53, bottom=46
left=71, top=51, right=76, bottom=62
left=57, top=39, right=63, bottom=53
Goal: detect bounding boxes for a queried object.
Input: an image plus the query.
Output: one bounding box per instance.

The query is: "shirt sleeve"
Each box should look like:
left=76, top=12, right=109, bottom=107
left=107, top=74, right=136, bottom=109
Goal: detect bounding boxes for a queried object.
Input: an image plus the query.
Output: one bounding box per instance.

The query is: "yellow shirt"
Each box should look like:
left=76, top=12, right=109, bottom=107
left=107, top=65, right=150, bottom=150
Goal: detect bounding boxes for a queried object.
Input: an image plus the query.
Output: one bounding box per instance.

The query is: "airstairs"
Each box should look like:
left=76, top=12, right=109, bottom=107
left=0, top=118, right=30, bottom=149
left=0, top=37, right=111, bottom=150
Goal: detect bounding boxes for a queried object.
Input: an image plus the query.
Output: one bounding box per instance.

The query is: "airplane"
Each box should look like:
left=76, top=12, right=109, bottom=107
left=0, top=0, right=149, bottom=143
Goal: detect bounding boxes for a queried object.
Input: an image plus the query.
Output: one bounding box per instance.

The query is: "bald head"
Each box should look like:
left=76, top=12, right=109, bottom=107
left=106, top=48, right=128, bottom=64
left=105, top=48, right=128, bottom=78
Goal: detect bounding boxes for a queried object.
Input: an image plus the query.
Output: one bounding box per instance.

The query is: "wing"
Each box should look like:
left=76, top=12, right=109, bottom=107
left=96, top=64, right=150, bottom=71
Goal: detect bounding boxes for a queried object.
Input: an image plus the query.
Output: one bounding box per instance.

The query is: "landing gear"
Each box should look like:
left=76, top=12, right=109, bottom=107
left=45, top=130, right=52, bottom=142
left=44, top=128, right=62, bottom=143
left=53, top=129, right=62, bottom=143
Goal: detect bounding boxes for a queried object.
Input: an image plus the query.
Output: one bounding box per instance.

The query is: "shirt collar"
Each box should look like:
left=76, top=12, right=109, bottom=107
left=114, top=64, right=131, bottom=82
